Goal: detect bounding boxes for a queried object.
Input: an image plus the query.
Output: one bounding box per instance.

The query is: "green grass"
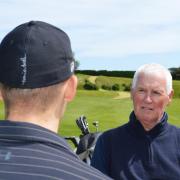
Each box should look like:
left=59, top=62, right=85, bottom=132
left=173, top=80, right=180, bottom=98
left=166, top=98, right=180, bottom=125
left=76, top=74, right=90, bottom=89
left=59, top=90, right=180, bottom=136
left=0, top=101, right=4, bottom=118
left=60, top=90, right=131, bottom=136
left=96, top=76, right=131, bottom=87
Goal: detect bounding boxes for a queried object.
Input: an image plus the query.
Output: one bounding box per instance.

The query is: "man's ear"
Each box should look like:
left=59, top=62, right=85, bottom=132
left=64, top=75, right=78, bottom=102
left=0, top=84, right=4, bottom=101
left=0, top=91, right=2, bottom=101
left=167, top=89, right=174, bottom=105
left=130, top=88, right=133, bottom=100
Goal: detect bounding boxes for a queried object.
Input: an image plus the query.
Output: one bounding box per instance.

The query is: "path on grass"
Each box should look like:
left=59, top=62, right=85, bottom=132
left=87, top=76, right=130, bottom=99
left=113, top=92, right=130, bottom=99
left=88, top=76, right=97, bottom=84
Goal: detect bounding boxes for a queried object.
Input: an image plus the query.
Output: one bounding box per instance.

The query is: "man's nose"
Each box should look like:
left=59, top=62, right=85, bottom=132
left=144, top=93, right=153, bottom=103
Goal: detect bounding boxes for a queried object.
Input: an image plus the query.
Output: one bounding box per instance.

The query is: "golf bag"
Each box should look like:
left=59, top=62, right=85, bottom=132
left=65, top=115, right=101, bottom=165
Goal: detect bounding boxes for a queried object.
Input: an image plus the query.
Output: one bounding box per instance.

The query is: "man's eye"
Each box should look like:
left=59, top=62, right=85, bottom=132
left=153, top=91, right=161, bottom=95
left=138, top=89, right=144, bottom=92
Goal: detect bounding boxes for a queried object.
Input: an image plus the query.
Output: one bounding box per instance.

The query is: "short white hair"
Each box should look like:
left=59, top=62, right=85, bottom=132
left=132, top=63, right=173, bottom=94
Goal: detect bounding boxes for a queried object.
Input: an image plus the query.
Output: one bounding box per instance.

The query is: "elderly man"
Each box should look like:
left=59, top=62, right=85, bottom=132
left=91, top=63, right=180, bottom=180
left=0, top=21, right=111, bottom=180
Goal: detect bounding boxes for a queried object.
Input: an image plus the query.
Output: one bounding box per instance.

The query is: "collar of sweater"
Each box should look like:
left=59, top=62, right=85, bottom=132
left=127, top=111, right=169, bottom=140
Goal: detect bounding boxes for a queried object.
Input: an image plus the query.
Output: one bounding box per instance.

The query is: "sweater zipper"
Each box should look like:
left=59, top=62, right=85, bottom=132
left=146, top=136, right=153, bottom=163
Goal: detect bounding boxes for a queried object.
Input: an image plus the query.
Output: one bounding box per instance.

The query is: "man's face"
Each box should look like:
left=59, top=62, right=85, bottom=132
left=131, top=72, right=173, bottom=130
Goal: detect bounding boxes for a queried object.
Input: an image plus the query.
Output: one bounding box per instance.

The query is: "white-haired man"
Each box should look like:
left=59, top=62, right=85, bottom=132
left=91, top=63, right=180, bottom=180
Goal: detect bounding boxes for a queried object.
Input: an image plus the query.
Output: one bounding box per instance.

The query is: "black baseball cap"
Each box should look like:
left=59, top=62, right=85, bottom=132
left=0, top=20, right=75, bottom=89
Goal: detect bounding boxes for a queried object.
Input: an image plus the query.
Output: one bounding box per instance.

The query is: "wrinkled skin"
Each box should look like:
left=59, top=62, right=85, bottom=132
left=131, top=72, right=173, bottom=131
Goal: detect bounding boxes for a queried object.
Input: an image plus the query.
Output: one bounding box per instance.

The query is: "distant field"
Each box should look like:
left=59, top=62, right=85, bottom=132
left=95, top=76, right=131, bottom=90
left=77, top=73, right=180, bottom=98
left=76, top=74, right=132, bottom=90
left=173, top=80, right=180, bottom=98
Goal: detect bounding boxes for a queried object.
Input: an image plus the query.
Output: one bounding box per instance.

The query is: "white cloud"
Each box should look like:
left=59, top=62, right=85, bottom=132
left=0, top=0, right=180, bottom=66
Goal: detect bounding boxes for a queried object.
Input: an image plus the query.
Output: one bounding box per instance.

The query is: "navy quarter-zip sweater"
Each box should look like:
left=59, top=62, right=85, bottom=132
left=91, top=112, right=180, bottom=180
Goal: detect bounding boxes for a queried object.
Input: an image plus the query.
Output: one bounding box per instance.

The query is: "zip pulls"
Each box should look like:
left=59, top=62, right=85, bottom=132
left=145, top=134, right=153, bottom=164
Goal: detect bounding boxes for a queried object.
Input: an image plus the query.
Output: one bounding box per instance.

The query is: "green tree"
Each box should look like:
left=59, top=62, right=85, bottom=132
left=75, top=60, right=80, bottom=70
left=72, top=52, right=80, bottom=70
left=112, top=84, right=120, bottom=91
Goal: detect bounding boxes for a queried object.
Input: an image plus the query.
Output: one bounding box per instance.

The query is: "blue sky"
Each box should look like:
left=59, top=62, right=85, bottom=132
left=0, top=0, right=180, bottom=70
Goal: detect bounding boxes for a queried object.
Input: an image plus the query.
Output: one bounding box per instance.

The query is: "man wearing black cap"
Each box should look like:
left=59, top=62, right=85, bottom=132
left=0, top=21, right=111, bottom=180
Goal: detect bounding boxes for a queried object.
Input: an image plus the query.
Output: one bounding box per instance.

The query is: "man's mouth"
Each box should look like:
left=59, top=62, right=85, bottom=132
left=141, top=106, right=153, bottom=111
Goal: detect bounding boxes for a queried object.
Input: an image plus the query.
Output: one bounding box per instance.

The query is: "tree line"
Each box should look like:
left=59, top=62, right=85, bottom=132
left=76, top=68, right=180, bottom=80
left=169, top=67, right=180, bottom=80
left=76, top=70, right=135, bottom=78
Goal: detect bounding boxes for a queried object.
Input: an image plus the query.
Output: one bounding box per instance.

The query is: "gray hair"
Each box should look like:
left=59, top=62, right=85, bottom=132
left=131, top=63, right=173, bottom=94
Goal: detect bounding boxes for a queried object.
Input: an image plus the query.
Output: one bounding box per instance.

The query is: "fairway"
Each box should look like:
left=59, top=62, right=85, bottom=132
left=59, top=90, right=180, bottom=136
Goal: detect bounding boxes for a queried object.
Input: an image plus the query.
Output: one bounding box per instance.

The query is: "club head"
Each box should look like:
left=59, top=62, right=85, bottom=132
left=76, top=115, right=90, bottom=135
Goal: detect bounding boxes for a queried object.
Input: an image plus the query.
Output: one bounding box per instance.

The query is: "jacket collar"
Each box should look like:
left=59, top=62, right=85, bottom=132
left=0, top=120, right=76, bottom=157
left=127, top=111, right=169, bottom=139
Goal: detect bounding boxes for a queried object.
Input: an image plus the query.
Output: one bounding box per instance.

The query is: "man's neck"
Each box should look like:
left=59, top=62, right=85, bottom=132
left=6, top=111, right=60, bottom=133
